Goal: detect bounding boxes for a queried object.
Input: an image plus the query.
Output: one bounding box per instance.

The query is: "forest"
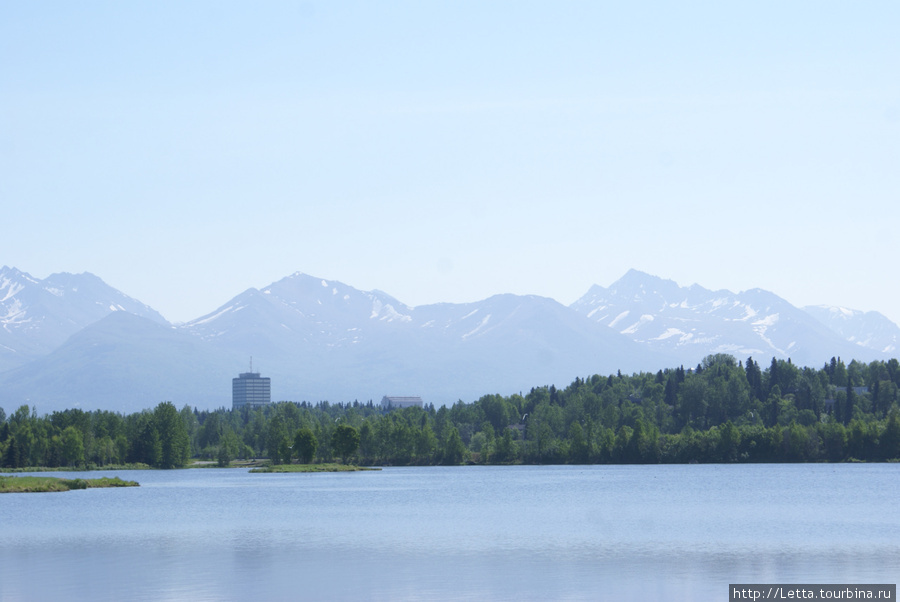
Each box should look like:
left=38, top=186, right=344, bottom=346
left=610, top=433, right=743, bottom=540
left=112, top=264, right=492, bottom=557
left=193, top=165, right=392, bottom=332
left=2, top=354, right=900, bottom=469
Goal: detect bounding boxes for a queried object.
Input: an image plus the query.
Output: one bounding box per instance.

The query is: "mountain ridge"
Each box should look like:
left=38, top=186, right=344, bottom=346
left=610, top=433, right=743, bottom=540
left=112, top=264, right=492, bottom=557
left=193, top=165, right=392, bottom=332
left=0, top=266, right=897, bottom=414
left=0, top=266, right=167, bottom=372
left=570, top=269, right=891, bottom=368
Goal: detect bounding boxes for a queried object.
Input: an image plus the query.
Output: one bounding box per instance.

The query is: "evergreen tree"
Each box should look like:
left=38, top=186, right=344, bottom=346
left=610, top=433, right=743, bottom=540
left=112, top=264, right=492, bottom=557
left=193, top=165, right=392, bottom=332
left=881, top=412, right=900, bottom=460
left=844, top=383, right=855, bottom=425
left=154, top=401, right=190, bottom=469
left=664, top=376, right=678, bottom=407
left=745, top=357, right=764, bottom=402
left=2, top=435, right=21, bottom=468
left=766, top=386, right=782, bottom=428
left=131, top=413, right=161, bottom=466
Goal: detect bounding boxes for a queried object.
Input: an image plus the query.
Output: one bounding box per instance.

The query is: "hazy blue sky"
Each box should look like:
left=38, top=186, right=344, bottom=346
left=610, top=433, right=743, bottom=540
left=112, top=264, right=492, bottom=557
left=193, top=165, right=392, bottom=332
left=2, top=2, right=898, bottom=324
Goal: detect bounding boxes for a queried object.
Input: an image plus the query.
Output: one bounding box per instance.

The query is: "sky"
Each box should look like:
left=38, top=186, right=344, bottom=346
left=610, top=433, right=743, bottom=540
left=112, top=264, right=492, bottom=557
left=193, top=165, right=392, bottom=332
left=2, top=1, right=899, bottom=324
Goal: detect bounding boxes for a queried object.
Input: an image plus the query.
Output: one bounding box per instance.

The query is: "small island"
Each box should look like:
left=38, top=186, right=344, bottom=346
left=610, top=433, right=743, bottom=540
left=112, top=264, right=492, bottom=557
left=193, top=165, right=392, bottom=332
left=0, top=475, right=139, bottom=493
left=249, top=463, right=379, bottom=473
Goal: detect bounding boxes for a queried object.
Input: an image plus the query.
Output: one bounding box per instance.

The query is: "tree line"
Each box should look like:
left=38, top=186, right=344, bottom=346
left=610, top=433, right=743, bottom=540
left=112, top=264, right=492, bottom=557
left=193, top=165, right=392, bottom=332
left=2, top=354, right=900, bottom=469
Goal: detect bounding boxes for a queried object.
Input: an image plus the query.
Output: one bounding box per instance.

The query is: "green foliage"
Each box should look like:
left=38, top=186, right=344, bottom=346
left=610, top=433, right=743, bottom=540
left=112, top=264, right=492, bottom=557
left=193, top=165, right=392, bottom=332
left=217, top=429, right=243, bottom=467
left=266, top=415, right=291, bottom=464
left=59, top=426, right=85, bottom=467
left=441, top=426, right=466, bottom=465
left=154, top=402, right=191, bottom=468
left=0, top=475, right=138, bottom=493
left=293, top=427, right=318, bottom=464
left=331, top=424, right=360, bottom=464
left=568, top=423, right=589, bottom=464
left=7, top=355, right=900, bottom=469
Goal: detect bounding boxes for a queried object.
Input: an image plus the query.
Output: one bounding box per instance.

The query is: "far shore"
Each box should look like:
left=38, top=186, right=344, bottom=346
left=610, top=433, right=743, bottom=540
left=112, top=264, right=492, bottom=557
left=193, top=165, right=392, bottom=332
left=250, top=463, right=380, bottom=473
left=1, top=463, right=152, bottom=473
left=1, top=460, right=374, bottom=473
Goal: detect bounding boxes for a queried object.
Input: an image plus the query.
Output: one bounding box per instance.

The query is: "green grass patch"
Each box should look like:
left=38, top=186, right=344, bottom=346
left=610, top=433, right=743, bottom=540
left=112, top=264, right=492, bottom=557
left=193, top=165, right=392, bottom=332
left=188, top=459, right=270, bottom=469
left=0, top=475, right=139, bottom=493
left=250, top=463, right=380, bottom=473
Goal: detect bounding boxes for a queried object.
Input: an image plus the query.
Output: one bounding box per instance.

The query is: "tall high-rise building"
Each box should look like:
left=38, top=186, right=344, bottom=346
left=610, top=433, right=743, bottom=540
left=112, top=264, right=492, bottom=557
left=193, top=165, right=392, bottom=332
left=232, top=368, right=271, bottom=410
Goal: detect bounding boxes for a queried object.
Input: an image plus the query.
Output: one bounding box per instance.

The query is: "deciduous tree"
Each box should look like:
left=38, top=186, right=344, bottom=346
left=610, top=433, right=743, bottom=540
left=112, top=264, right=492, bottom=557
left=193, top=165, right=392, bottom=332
left=294, top=427, right=318, bottom=464
left=331, top=424, right=360, bottom=464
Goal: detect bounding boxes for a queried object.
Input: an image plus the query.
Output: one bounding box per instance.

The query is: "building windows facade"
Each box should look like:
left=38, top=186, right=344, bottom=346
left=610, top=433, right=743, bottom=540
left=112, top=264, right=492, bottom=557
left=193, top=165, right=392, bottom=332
left=233, top=371, right=271, bottom=410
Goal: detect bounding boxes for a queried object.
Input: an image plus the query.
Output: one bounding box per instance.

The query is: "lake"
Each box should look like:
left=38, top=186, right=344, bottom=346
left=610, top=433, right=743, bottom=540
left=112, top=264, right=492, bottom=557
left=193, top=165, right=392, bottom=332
left=1, top=464, right=898, bottom=601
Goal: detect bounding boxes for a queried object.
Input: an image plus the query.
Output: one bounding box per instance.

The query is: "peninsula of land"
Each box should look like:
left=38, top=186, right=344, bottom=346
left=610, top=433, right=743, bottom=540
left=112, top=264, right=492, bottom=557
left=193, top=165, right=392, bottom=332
left=0, top=475, right=139, bottom=493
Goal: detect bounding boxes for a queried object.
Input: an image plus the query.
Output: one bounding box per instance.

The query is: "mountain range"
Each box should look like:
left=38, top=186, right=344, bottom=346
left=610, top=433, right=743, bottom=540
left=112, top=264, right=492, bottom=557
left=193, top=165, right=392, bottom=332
left=1, top=265, right=898, bottom=414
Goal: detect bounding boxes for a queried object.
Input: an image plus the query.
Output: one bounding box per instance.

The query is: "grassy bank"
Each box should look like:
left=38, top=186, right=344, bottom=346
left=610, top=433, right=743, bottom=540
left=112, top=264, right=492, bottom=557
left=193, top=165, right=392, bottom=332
left=187, top=459, right=270, bottom=469
left=250, top=463, right=380, bottom=473
left=0, top=475, right=139, bottom=493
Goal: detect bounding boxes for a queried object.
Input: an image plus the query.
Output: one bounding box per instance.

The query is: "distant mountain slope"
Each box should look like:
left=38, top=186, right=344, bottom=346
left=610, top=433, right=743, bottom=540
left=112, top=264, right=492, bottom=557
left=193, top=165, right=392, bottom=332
left=803, top=305, right=900, bottom=355
left=1, top=272, right=668, bottom=413
left=182, top=273, right=668, bottom=405
left=570, top=269, right=883, bottom=367
left=2, top=266, right=899, bottom=415
left=184, top=272, right=413, bottom=355
left=0, top=312, right=238, bottom=414
left=0, top=266, right=167, bottom=372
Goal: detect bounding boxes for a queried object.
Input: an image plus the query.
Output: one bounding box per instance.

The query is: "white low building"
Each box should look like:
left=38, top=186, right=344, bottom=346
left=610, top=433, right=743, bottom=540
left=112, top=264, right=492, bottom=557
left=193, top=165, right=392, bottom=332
left=380, top=396, right=423, bottom=410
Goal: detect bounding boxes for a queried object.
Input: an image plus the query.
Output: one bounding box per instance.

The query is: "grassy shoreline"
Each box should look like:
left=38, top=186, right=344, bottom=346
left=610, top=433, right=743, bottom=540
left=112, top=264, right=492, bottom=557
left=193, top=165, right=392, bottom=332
left=1, top=463, right=151, bottom=473
left=0, top=475, right=140, bottom=493
left=250, top=463, right=380, bottom=473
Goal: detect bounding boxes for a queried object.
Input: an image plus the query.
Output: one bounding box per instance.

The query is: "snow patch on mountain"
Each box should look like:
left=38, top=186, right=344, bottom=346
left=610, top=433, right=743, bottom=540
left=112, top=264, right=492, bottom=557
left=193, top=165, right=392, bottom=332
left=586, top=305, right=607, bottom=319
left=750, top=318, right=779, bottom=346
left=652, top=328, right=685, bottom=341
left=2, top=282, right=25, bottom=302
left=609, top=310, right=630, bottom=329
left=191, top=305, right=240, bottom=326
left=388, top=309, right=412, bottom=323
left=372, top=301, right=412, bottom=323
left=2, top=299, right=28, bottom=325
left=462, top=315, right=492, bottom=339
left=622, top=314, right=654, bottom=335
left=752, top=313, right=779, bottom=329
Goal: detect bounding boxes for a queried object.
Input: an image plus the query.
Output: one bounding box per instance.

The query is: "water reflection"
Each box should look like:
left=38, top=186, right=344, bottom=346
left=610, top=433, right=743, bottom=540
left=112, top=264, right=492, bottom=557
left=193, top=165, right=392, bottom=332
left=1, top=464, right=898, bottom=601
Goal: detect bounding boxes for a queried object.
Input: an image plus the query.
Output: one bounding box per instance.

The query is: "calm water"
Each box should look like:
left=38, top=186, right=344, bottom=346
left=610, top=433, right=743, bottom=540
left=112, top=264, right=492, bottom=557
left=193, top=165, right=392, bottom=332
left=1, top=464, right=898, bottom=601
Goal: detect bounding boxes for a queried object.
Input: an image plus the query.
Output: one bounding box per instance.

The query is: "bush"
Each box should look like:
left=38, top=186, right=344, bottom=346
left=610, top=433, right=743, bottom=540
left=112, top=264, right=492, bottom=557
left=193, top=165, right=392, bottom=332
left=61, top=478, right=88, bottom=490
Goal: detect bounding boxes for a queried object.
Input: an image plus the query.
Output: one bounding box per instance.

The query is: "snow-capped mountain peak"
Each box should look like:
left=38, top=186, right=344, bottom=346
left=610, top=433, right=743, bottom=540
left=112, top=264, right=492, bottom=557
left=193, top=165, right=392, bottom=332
left=572, top=271, right=888, bottom=367
left=0, top=266, right=168, bottom=372
left=803, top=305, right=900, bottom=354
